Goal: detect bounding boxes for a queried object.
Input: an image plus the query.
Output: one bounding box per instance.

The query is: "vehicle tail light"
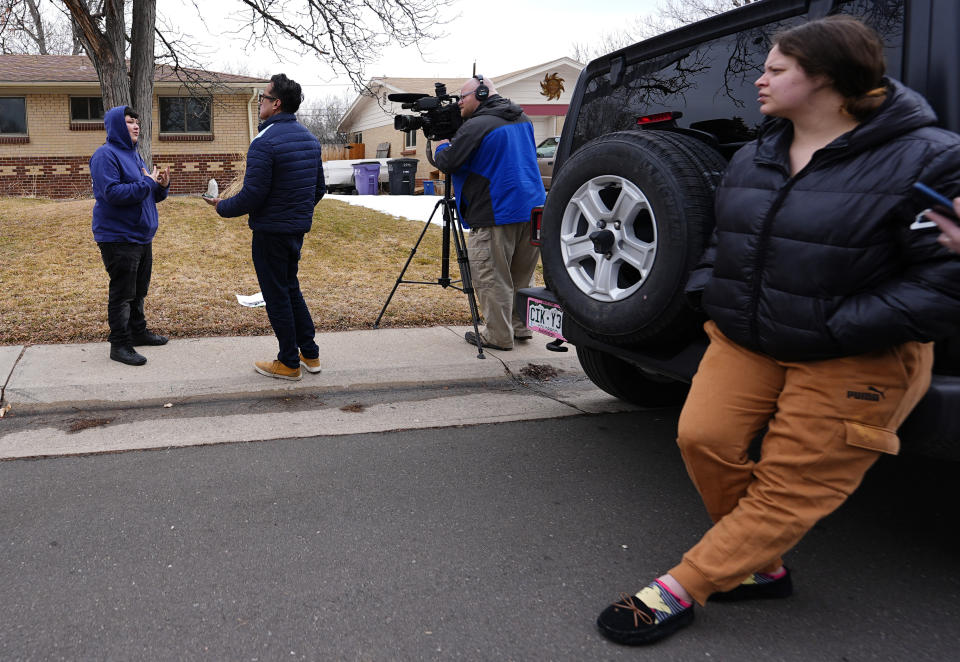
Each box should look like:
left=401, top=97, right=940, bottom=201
left=637, top=111, right=682, bottom=126
left=530, top=206, right=543, bottom=246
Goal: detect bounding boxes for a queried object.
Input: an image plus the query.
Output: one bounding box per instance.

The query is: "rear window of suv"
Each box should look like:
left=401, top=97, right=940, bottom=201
left=571, top=0, right=904, bottom=156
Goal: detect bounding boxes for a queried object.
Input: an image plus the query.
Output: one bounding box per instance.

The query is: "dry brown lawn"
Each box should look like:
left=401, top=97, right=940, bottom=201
left=0, top=196, right=539, bottom=345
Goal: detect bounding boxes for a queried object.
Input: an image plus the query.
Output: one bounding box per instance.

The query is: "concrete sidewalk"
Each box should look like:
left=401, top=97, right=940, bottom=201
left=0, top=326, right=583, bottom=414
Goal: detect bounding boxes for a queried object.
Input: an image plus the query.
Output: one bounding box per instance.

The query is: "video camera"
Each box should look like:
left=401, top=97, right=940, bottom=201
left=389, top=83, right=463, bottom=141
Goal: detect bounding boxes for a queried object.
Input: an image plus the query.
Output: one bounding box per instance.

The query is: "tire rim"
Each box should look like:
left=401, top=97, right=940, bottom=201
left=560, top=175, right=657, bottom=302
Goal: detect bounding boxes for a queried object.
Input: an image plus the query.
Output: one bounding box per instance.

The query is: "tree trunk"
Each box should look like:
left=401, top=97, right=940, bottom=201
left=70, top=0, right=96, bottom=55
left=25, top=0, right=47, bottom=54
left=130, top=0, right=156, bottom=166
left=99, top=0, right=128, bottom=108
left=62, top=0, right=129, bottom=110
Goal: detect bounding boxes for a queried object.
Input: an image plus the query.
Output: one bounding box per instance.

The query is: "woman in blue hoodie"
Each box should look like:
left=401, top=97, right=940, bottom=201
left=90, top=105, right=170, bottom=366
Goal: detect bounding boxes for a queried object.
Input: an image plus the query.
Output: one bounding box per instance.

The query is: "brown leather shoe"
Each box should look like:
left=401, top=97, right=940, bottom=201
left=254, top=360, right=302, bottom=381
left=299, top=352, right=322, bottom=374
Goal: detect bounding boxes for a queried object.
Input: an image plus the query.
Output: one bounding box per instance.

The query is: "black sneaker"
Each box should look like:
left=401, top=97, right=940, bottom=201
left=464, top=331, right=511, bottom=351
left=709, top=567, right=793, bottom=602
left=110, top=345, right=147, bottom=366
left=597, top=585, right=694, bottom=646
left=132, top=331, right=168, bottom=346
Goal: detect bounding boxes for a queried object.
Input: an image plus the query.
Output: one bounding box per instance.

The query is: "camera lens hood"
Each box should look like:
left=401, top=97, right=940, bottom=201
left=387, top=93, right=429, bottom=102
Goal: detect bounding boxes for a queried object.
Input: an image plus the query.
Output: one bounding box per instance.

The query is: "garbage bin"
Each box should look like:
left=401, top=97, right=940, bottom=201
left=386, top=158, right=418, bottom=195
left=352, top=161, right=381, bottom=195
left=422, top=180, right=435, bottom=196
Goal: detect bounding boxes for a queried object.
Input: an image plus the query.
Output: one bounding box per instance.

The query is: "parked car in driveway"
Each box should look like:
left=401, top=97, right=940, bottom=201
left=536, top=136, right=560, bottom=190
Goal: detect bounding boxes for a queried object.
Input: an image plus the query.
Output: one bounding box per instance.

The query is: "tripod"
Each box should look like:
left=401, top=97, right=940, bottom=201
left=373, top=170, right=487, bottom=359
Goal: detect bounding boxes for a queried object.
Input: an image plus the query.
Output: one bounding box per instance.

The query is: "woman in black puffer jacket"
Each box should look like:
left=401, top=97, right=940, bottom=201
left=693, top=76, right=960, bottom=360
left=597, top=15, right=960, bottom=647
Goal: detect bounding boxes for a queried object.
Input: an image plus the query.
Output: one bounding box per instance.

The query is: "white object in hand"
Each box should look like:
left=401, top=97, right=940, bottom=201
left=204, top=178, right=219, bottom=198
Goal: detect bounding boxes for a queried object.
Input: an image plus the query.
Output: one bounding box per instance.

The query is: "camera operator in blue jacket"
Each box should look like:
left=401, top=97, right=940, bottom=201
left=90, top=105, right=170, bottom=367
left=434, top=75, right=546, bottom=351
left=205, top=74, right=326, bottom=381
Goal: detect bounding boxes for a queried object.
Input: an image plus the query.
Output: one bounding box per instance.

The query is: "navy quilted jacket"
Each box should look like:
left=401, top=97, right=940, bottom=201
left=686, top=79, right=960, bottom=361
left=217, top=112, right=325, bottom=233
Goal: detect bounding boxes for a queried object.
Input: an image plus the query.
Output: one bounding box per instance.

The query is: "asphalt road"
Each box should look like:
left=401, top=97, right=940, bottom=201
left=1, top=410, right=957, bottom=661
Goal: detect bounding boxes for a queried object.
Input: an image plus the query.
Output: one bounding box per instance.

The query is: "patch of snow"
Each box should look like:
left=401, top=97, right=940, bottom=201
left=325, top=194, right=448, bottom=226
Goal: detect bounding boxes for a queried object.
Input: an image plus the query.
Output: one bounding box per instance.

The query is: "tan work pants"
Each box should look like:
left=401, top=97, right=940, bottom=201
left=468, top=223, right=541, bottom=348
left=670, top=321, right=933, bottom=605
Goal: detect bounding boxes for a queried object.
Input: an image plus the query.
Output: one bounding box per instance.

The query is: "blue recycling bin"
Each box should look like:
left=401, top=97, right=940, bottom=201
left=352, top=162, right=381, bottom=195
left=422, top=180, right=436, bottom=195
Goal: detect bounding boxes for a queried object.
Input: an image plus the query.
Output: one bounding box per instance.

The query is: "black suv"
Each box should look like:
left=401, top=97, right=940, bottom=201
left=518, top=0, right=960, bottom=460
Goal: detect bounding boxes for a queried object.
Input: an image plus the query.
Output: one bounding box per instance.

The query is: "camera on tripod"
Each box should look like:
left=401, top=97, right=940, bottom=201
left=389, top=83, right=463, bottom=141
left=376, top=84, right=485, bottom=357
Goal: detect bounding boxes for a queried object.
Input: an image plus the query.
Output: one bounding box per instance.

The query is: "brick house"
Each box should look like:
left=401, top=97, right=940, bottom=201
left=0, top=55, right=267, bottom=198
left=336, top=57, right=583, bottom=184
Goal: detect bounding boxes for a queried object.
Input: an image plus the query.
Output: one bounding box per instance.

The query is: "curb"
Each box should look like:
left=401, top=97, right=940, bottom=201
left=0, top=327, right=583, bottom=415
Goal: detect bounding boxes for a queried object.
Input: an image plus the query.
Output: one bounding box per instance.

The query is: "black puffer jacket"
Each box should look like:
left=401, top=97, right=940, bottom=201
left=686, top=79, right=960, bottom=362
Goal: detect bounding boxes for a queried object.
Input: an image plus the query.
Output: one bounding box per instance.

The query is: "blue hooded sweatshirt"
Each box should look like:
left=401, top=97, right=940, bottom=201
left=90, top=106, right=168, bottom=243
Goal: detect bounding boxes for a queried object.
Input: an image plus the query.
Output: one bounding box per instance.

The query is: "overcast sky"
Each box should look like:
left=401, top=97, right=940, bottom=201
left=171, top=0, right=661, bottom=99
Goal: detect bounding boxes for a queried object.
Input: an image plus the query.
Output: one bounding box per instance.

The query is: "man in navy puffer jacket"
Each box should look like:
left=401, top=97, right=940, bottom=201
left=206, top=73, right=325, bottom=381
left=91, top=105, right=170, bottom=367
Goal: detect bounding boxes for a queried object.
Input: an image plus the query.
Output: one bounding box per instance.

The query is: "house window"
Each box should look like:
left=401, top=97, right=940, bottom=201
left=159, top=96, right=212, bottom=133
left=0, top=97, right=27, bottom=134
left=352, top=131, right=362, bottom=144
left=404, top=130, right=416, bottom=149
left=70, top=96, right=104, bottom=121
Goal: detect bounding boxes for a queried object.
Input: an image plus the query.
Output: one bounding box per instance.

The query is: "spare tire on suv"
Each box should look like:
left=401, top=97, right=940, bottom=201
left=540, top=130, right=725, bottom=347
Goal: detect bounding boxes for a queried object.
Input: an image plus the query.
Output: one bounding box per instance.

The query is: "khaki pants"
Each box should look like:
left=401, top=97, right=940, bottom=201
left=670, top=321, right=932, bottom=605
left=468, top=223, right=540, bottom=348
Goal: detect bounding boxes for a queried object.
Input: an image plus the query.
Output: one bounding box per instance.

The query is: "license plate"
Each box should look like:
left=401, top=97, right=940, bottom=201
left=526, top=297, right=565, bottom=340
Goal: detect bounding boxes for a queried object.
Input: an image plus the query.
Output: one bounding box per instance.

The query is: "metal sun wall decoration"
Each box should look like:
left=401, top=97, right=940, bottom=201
left=540, top=73, right=565, bottom=100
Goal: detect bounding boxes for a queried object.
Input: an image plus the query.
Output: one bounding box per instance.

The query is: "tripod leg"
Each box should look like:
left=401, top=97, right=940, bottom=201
left=440, top=201, right=452, bottom=287
left=451, top=217, right=486, bottom=359
left=373, top=200, right=443, bottom=328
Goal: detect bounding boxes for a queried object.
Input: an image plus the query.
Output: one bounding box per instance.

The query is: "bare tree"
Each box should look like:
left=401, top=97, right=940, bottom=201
left=571, top=28, right=638, bottom=64
left=1, top=0, right=45, bottom=52
left=298, top=91, right=353, bottom=144
left=53, top=0, right=454, bottom=166
left=127, top=0, right=153, bottom=162
left=63, top=3, right=133, bottom=105
left=637, top=0, right=760, bottom=38
left=0, top=0, right=81, bottom=53
left=571, top=0, right=761, bottom=62
left=226, top=0, right=453, bottom=90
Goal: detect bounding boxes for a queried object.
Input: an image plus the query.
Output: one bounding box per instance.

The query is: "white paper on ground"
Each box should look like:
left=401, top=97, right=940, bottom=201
left=236, top=292, right=265, bottom=307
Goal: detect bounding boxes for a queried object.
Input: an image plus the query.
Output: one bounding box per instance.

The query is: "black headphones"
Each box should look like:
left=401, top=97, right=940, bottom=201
left=473, top=74, right=489, bottom=102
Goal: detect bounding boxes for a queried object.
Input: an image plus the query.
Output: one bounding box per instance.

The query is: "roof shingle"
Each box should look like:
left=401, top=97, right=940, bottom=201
left=0, top=54, right=266, bottom=84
